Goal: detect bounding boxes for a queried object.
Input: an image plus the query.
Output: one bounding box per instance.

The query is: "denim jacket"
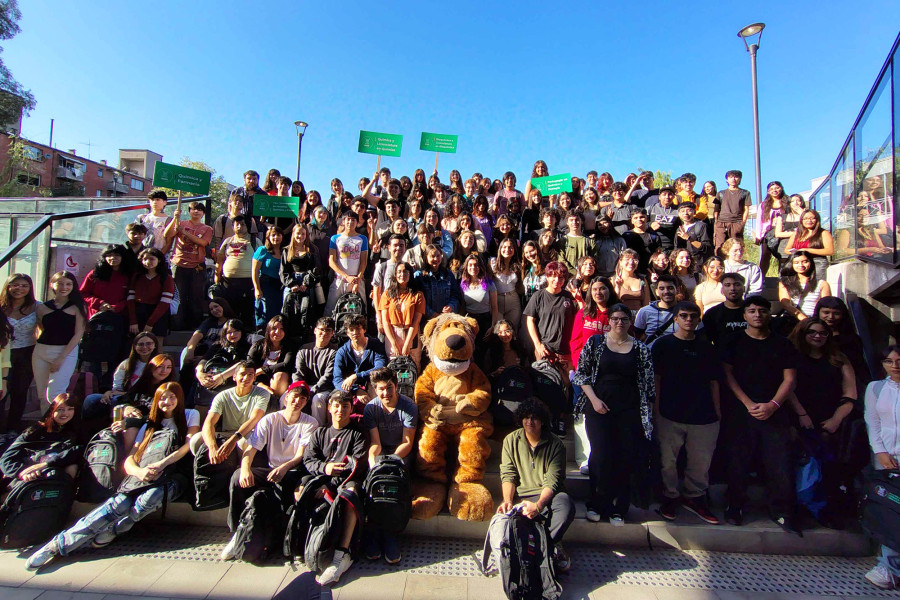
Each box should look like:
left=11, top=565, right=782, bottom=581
left=414, top=267, right=463, bottom=318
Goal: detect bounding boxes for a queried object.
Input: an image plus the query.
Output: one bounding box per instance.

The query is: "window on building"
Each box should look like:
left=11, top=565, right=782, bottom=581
left=96, top=190, right=102, bottom=197
left=97, top=169, right=103, bottom=178
left=23, top=146, right=41, bottom=161
left=130, top=178, right=144, bottom=191
left=16, top=173, right=40, bottom=186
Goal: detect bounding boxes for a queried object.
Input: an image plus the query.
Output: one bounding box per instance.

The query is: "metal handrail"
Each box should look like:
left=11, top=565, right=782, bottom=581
left=0, top=196, right=209, bottom=271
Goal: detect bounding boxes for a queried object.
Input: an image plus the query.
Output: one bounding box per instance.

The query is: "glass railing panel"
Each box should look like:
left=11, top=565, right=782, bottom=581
left=832, top=142, right=857, bottom=260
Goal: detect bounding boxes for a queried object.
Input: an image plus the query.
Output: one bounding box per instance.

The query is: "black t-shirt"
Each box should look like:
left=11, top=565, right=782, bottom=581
left=795, top=354, right=846, bottom=425
left=701, top=303, right=747, bottom=346
left=652, top=334, right=722, bottom=425
left=722, top=332, right=799, bottom=403
left=523, top=288, right=577, bottom=355
left=714, top=188, right=751, bottom=222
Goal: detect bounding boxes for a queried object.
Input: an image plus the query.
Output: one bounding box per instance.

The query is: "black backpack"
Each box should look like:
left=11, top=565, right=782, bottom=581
left=387, top=356, right=418, bottom=400
left=332, top=293, right=366, bottom=344
left=232, top=487, right=285, bottom=564
left=77, top=428, right=125, bottom=503
left=80, top=311, right=127, bottom=372
left=529, top=360, right=569, bottom=425
left=193, top=432, right=240, bottom=511
left=363, top=455, right=411, bottom=534
left=482, top=509, right=562, bottom=600
left=491, top=366, right=533, bottom=427
left=861, top=468, right=900, bottom=552
left=0, top=476, right=75, bottom=549
left=117, top=427, right=181, bottom=497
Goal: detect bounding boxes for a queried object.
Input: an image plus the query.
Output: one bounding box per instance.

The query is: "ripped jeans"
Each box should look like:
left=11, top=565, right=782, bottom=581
left=54, top=480, right=181, bottom=556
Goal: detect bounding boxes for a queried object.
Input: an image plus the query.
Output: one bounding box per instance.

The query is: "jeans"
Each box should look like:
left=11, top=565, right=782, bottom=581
left=172, top=264, right=207, bottom=330
left=520, top=492, right=576, bottom=544
left=658, top=416, right=720, bottom=499
left=2, top=345, right=33, bottom=432
left=82, top=392, right=126, bottom=420
left=496, top=292, right=522, bottom=333
left=55, top=480, right=180, bottom=556
left=32, top=343, right=79, bottom=411
left=255, top=274, right=283, bottom=328
left=725, top=410, right=795, bottom=517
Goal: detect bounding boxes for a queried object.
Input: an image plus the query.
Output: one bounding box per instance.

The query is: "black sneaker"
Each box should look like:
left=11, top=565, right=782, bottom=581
left=725, top=505, right=743, bottom=526
left=553, top=543, right=571, bottom=573
left=657, top=498, right=679, bottom=521
left=772, top=513, right=803, bottom=537
left=681, top=496, right=720, bottom=525
left=554, top=420, right=567, bottom=436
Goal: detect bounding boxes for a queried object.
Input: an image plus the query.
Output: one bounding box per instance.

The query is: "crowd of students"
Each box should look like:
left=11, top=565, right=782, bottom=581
left=0, top=162, right=897, bottom=590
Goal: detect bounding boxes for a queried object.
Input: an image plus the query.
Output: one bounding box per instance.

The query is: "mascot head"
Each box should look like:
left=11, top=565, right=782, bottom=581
left=422, top=313, right=479, bottom=377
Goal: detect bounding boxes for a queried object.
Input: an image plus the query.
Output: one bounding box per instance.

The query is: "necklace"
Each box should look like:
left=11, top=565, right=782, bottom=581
left=608, top=335, right=630, bottom=346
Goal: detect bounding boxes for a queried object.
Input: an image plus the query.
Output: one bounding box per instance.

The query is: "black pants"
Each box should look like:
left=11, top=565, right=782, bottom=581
left=227, top=465, right=303, bottom=532
left=172, top=265, right=207, bottom=331
left=725, top=410, right=796, bottom=517
left=520, top=492, right=576, bottom=544
left=223, top=277, right=254, bottom=330
left=2, top=346, right=34, bottom=432
left=584, top=407, right=643, bottom=517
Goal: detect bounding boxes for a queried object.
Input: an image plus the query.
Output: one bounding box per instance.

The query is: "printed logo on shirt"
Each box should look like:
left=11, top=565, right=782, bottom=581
left=338, top=237, right=364, bottom=261
left=227, top=239, right=249, bottom=257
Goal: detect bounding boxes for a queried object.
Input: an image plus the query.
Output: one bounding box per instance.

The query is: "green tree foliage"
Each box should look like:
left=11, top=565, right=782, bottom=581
left=153, top=157, right=229, bottom=217
left=0, top=135, right=48, bottom=197
left=0, top=1, right=35, bottom=128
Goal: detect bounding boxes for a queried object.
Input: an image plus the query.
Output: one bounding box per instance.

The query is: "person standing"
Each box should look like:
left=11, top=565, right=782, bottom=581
left=713, top=170, right=750, bottom=256
left=167, top=201, right=213, bottom=330
left=701, top=273, right=748, bottom=347
left=653, top=301, right=721, bottom=524
left=721, top=296, right=800, bottom=534
left=324, top=213, right=369, bottom=316
left=1, top=275, right=39, bottom=432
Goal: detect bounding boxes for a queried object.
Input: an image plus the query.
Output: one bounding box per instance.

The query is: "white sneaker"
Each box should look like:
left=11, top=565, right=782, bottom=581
left=91, top=529, right=116, bottom=549
left=585, top=509, right=601, bottom=523
left=317, top=549, right=353, bottom=586
left=865, top=564, right=897, bottom=590
left=579, top=463, right=589, bottom=476
left=26, top=540, right=59, bottom=571
left=220, top=533, right=239, bottom=561
left=609, top=514, right=625, bottom=527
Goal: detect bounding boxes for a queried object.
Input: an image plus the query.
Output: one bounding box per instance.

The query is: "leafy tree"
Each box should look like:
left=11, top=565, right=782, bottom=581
left=0, top=1, right=35, bottom=128
left=0, top=134, right=48, bottom=197
left=153, top=157, right=229, bottom=217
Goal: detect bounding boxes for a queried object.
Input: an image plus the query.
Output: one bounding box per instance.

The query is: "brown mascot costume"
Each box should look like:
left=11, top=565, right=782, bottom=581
left=411, top=313, right=494, bottom=521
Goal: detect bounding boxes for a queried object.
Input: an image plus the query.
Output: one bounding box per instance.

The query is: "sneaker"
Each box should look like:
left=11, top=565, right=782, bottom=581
left=91, top=529, right=117, bottom=549
left=317, top=549, right=353, bottom=586
left=383, top=534, right=401, bottom=564
left=657, top=498, right=679, bottom=521
left=609, top=514, right=625, bottom=527
left=554, top=421, right=567, bottom=436
left=724, top=505, right=743, bottom=526
left=26, top=539, right=59, bottom=571
left=578, top=463, right=589, bottom=476
left=681, top=496, right=720, bottom=525
left=220, top=532, right=239, bottom=561
left=553, top=543, right=571, bottom=573
left=772, top=514, right=803, bottom=537
left=585, top=509, right=601, bottom=523
left=363, top=532, right=382, bottom=561
left=865, top=565, right=897, bottom=590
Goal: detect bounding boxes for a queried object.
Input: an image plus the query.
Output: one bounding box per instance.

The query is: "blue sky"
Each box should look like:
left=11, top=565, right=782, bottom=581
left=6, top=1, right=900, bottom=198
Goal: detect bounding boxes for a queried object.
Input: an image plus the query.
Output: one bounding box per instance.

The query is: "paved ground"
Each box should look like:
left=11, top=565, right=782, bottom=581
left=0, top=525, right=892, bottom=599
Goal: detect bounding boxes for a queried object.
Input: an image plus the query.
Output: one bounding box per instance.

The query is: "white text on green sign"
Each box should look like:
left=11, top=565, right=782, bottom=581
left=420, top=132, right=458, bottom=153
left=152, top=161, right=212, bottom=195
left=358, top=130, right=403, bottom=157
left=530, top=173, right=573, bottom=196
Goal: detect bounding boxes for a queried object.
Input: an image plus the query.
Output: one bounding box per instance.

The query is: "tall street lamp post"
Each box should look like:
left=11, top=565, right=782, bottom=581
left=294, top=121, right=308, bottom=181
left=738, top=22, right=765, bottom=220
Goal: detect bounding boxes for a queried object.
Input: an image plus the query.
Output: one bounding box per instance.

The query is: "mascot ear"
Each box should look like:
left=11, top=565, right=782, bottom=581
left=466, top=316, right=479, bottom=335
left=423, top=315, right=440, bottom=341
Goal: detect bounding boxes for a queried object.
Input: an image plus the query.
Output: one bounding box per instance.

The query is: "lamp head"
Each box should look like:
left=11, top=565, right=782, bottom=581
left=294, top=121, right=308, bottom=135
left=737, top=22, right=765, bottom=51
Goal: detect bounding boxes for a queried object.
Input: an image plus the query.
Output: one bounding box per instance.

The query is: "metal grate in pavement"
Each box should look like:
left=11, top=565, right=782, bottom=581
left=77, top=525, right=889, bottom=597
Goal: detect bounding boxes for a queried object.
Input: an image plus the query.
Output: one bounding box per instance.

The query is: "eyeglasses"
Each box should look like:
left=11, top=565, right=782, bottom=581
left=676, top=313, right=699, bottom=320
left=609, top=317, right=630, bottom=323
left=882, top=359, right=900, bottom=367
left=805, top=330, right=829, bottom=338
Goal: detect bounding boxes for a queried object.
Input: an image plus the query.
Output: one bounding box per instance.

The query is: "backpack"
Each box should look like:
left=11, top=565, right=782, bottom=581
left=481, top=507, right=562, bottom=600
left=193, top=432, right=240, bottom=510
left=77, top=428, right=125, bottom=503
left=387, top=356, right=418, bottom=400
left=232, top=487, right=285, bottom=564
left=80, top=311, right=127, bottom=372
left=363, top=455, right=411, bottom=534
left=117, top=427, right=181, bottom=497
left=529, top=360, right=569, bottom=426
left=861, top=468, right=900, bottom=552
left=332, top=293, right=366, bottom=344
left=491, top=366, right=533, bottom=427
left=0, top=476, right=75, bottom=549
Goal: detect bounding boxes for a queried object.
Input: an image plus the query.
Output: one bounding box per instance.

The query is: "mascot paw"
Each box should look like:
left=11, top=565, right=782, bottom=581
left=411, top=480, right=447, bottom=520
left=448, top=482, right=494, bottom=522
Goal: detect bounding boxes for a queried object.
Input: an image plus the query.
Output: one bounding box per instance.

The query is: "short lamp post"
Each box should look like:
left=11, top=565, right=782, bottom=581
left=738, top=22, right=765, bottom=216
left=294, top=121, right=308, bottom=181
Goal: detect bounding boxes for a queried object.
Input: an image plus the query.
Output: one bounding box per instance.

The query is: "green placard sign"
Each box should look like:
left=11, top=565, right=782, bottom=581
left=420, top=132, right=458, bottom=153
left=152, top=161, right=212, bottom=195
left=358, top=130, right=403, bottom=157
left=253, top=195, right=300, bottom=218
left=530, top=173, right=573, bottom=196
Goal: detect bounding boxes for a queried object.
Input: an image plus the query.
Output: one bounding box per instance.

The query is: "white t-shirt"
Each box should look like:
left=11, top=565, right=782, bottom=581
left=248, top=411, right=319, bottom=468
left=136, top=213, right=171, bottom=251
left=329, top=234, right=368, bottom=277
left=134, top=409, right=201, bottom=445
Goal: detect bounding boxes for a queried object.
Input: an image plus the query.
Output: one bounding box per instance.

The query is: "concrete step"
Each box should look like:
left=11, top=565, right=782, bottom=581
left=71, top=499, right=871, bottom=557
